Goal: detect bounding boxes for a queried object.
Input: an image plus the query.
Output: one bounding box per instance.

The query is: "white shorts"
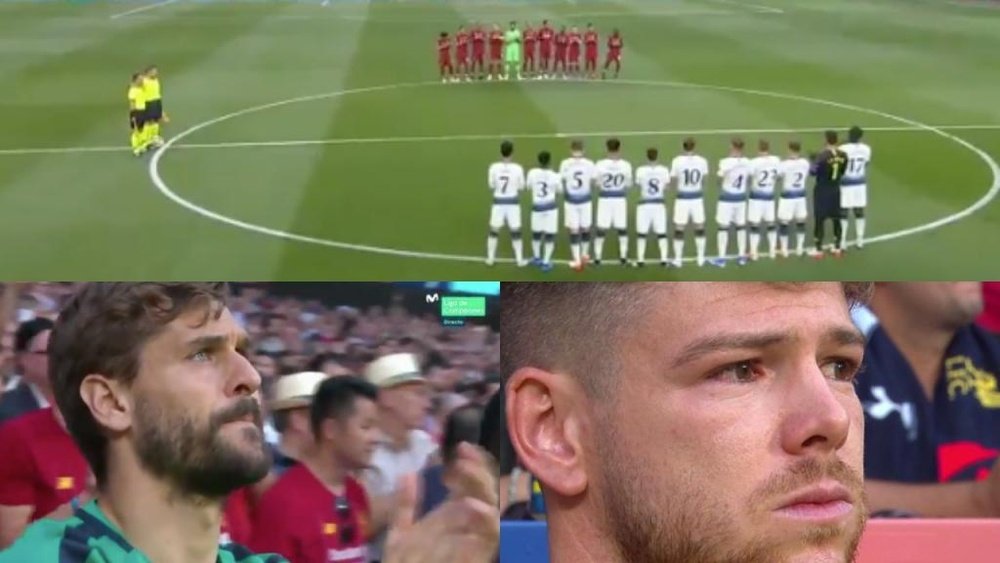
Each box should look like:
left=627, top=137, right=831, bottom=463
left=564, top=201, right=593, bottom=231
left=531, top=209, right=558, bottom=235
left=489, top=204, right=521, bottom=231
left=673, top=198, right=705, bottom=227
left=596, top=198, right=628, bottom=230
left=777, top=197, right=808, bottom=223
left=715, top=201, right=747, bottom=228
left=636, top=203, right=667, bottom=235
left=747, top=199, right=776, bottom=224
left=840, top=184, right=867, bottom=208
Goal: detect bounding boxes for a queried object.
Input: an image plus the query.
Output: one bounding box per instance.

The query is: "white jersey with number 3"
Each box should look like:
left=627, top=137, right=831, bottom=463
left=487, top=160, right=525, bottom=230
left=527, top=167, right=562, bottom=234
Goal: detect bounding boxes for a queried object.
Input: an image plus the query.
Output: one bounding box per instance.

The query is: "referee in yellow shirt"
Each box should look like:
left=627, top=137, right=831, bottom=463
left=127, top=73, right=149, bottom=156
left=142, top=65, right=168, bottom=147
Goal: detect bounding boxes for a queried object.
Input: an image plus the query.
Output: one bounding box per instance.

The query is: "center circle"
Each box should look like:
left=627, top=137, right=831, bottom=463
left=147, top=79, right=1000, bottom=264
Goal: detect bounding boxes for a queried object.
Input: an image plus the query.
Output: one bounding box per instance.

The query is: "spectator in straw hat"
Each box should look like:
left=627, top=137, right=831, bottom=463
left=268, top=371, right=330, bottom=477
left=362, top=353, right=437, bottom=563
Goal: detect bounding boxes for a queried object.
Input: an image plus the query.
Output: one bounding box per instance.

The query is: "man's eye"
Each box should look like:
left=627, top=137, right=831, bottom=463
left=710, top=361, right=764, bottom=384
left=822, top=358, right=861, bottom=383
left=191, top=350, right=212, bottom=362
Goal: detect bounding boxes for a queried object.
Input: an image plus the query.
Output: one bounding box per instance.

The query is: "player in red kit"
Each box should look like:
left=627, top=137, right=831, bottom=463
left=523, top=23, right=537, bottom=78
left=488, top=24, right=504, bottom=80
left=538, top=19, right=554, bottom=78
left=583, top=23, right=599, bottom=78
left=437, top=32, right=454, bottom=82
left=455, top=25, right=470, bottom=81
left=567, top=26, right=582, bottom=76
left=603, top=28, right=624, bottom=79
left=554, top=26, right=569, bottom=78
left=471, top=23, right=486, bottom=79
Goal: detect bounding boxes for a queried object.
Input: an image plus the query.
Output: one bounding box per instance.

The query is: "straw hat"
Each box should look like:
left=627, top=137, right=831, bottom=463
left=268, top=371, right=329, bottom=411
left=364, top=353, right=426, bottom=388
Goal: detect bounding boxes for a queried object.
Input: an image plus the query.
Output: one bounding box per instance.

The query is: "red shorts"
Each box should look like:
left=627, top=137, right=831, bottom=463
left=585, top=49, right=598, bottom=61
left=555, top=49, right=567, bottom=62
left=489, top=49, right=501, bottom=61
left=473, top=48, right=485, bottom=61
left=525, top=45, right=536, bottom=59
left=607, top=50, right=621, bottom=62
left=540, top=44, right=552, bottom=59
left=438, top=56, right=451, bottom=67
left=457, top=49, right=468, bottom=63
left=568, top=47, right=580, bottom=60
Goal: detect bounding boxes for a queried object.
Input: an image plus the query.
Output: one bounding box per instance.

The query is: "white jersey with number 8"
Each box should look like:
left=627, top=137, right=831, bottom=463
left=635, top=163, right=671, bottom=235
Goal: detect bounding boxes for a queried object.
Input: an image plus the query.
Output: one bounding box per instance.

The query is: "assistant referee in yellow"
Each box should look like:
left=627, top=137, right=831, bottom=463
left=142, top=65, right=168, bottom=147
left=127, top=73, right=149, bottom=156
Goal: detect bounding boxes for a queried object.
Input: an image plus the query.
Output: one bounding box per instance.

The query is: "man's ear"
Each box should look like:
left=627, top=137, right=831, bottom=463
left=79, top=374, right=134, bottom=433
left=506, top=367, right=588, bottom=498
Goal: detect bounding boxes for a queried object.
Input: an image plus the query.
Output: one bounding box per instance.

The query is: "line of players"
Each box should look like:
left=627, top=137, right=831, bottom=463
left=485, top=128, right=871, bottom=270
left=437, top=21, right=624, bottom=82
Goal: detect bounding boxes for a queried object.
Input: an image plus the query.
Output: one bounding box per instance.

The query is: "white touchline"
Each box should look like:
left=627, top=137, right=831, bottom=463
left=2, top=124, right=999, bottom=156
left=144, top=79, right=1000, bottom=266
left=110, top=0, right=179, bottom=20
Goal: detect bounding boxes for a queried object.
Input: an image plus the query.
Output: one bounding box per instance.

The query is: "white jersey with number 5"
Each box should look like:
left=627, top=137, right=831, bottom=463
left=635, top=163, right=671, bottom=235
left=839, top=142, right=872, bottom=208
left=716, top=156, right=751, bottom=227
left=670, top=154, right=708, bottom=227
left=777, top=157, right=810, bottom=223
left=559, top=155, right=597, bottom=231
left=487, top=160, right=525, bottom=231
left=748, top=155, right=781, bottom=224
left=527, top=167, right=562, bottom=234
left=594, top=157, right=634, bottom=230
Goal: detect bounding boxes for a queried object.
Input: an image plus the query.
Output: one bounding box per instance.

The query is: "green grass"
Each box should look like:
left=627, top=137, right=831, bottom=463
left=1, top=0, right=999, bottom=280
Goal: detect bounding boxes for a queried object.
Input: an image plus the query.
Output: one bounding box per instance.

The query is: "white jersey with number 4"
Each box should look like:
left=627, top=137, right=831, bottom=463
left=487, top=160, right=525, bottom=231
left=777, top=157, right=811, bottom=223
left=716, top=156, right=751, bottom=227
left=635, top=163, right=671, bottom=235
left=559, top=155, right=596, bottom=231
left=595, top=157, right=634, bottom=230
left=670, top=154, right=708, bottom=227
left=748, top=155, right=781, bottom=224
left=839, top=142, right=872, bottom=208
left=527, top=167, right=562, bottom=234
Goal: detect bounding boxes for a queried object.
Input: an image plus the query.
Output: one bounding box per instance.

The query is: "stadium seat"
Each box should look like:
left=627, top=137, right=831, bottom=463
left=499, top=519, right=1000, bottom=563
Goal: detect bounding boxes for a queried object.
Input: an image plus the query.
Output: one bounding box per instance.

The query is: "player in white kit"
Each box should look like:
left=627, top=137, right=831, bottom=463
left=669, top=137, right=709, bottom=267
left=777, top=140, right=811, bottom=257
left=839, top=125, right=872, bottom=249
left=634, top=147, right=671, bottom=266
left=526, top=150, right=562, bottom=272
left=747, top=139, right=781, bottom=260
left=713, top=138, right=752, bottom=266
left=559, top=139, right=597, bottom=270
left=486, top=140, right=526, bottom=266
left=593, top=137, right=634, bottom=266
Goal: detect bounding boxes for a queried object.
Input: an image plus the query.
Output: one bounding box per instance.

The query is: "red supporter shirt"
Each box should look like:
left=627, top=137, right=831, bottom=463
left=584, top=31, right=598, bottom=53
left=456, top=32, right=469, bottom=58
left=0, top=408, right=89, bottom=521
left=251, top=464, right=371, bottom=563
left=220, top=486, right=254, bottom=547
left=978, top=282, right=1000, bottom=333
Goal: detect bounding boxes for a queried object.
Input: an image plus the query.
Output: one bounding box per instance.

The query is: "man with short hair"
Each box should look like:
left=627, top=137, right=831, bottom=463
left=0, top=284, right=499, bottom=563
left=811, top=130, right=848, bottom=257
left=486, top=140, right=527, bottom=267
left=252, top=376, right=381, bottom=563
left=0, top=317, right=54, bottom=423
left=858, top=282, right=1000, bottom=517
left=503, top=282, right=872, bottom=563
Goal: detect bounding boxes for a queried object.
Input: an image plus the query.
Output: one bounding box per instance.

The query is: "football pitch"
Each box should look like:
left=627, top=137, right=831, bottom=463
left=1, top=0, right=999, bottom=280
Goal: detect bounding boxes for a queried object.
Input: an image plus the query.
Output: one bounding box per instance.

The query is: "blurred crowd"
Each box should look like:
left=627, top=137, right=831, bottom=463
left=0, top=282, right=501, bottom=562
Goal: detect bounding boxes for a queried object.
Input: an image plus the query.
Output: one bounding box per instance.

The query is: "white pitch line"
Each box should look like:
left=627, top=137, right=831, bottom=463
left=708, top=0, right=784, bottom=14
left=2, top=124, right=999, bottom=156
left=110, top=0, right=179, bottom=20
